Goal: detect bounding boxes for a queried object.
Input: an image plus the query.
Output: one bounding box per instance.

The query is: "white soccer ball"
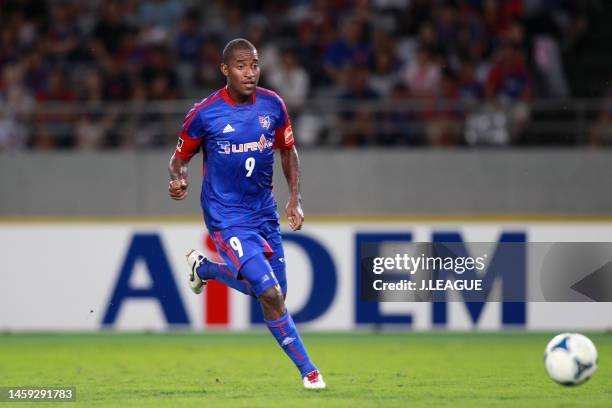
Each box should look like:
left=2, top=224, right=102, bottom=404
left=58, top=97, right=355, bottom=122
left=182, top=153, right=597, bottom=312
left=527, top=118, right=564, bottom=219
left=544, top=333, right=598, bottom=386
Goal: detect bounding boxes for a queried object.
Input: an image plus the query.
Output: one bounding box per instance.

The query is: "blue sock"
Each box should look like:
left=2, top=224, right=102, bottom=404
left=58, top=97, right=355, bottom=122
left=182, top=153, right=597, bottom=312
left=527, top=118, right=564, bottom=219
left=196, top=258, right=253, bottom=296
left=265, top=311, right=317, bottom=377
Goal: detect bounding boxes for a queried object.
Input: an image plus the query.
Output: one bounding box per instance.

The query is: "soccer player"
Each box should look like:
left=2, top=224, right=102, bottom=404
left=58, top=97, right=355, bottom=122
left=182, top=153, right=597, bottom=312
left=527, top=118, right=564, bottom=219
left=167, top=38, right=325, bottom=389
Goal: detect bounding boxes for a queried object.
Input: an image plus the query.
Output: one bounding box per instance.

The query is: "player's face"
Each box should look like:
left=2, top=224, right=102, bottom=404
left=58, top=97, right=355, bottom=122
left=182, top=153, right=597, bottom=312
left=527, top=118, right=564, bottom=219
left=222, top=48, right=260, bottom=98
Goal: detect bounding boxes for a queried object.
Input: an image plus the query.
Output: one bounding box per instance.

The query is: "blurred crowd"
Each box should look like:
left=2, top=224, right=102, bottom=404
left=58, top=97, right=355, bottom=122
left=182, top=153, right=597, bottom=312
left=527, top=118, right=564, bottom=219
left=0, top=0, right=609, bottom=149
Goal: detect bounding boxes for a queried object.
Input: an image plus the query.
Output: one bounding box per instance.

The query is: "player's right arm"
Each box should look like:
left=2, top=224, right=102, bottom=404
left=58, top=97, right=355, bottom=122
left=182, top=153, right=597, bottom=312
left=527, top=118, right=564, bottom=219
left=168, top=153, right=190, bottom=200
left=168, top=107, right=206, bottom=200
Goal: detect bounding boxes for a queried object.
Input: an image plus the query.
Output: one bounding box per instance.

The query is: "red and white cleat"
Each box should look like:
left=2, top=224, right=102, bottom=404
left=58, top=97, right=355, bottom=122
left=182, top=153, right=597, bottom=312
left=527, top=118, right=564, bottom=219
left=186, top=249, right=206, bottom=294
left=303, top=370, right=326, bottom=389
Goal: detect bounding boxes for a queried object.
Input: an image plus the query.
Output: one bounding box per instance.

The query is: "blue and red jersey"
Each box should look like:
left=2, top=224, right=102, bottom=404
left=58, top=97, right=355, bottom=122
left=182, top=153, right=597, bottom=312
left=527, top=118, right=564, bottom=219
left=175, top=86, right=294, bottom=231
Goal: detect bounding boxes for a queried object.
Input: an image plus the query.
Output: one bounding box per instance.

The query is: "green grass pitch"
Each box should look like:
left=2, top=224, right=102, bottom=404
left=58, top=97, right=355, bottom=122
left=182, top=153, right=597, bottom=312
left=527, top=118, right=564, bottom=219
left=0, top=332, right=610, bottom=407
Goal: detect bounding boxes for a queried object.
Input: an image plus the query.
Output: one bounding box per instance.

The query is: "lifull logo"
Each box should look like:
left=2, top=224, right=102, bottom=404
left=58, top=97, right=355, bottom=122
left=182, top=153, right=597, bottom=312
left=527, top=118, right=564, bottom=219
left=217, top=134, right=273, bottom=154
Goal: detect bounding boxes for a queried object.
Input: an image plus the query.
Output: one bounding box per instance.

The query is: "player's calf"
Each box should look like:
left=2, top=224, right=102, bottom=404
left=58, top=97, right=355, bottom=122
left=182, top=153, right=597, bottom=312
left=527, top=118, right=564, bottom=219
left=258, top=285, right=325, bottom=389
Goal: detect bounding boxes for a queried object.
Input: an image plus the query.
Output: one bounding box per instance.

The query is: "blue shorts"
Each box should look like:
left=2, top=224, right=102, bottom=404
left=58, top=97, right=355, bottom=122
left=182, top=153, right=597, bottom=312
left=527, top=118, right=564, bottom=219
left=211, top=220, right=287, bottom=296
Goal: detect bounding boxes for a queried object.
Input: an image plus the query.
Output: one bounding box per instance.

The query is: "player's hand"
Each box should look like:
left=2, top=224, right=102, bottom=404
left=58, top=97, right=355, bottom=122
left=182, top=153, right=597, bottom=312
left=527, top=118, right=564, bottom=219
left=285, top=198, right=304, bottom=231
left=168, top=178, right=188, bottom=200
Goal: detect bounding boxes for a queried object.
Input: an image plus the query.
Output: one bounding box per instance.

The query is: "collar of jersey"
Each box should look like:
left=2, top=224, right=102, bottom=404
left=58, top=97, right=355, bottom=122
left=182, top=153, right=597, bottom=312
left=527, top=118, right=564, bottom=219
left=220, top=86, right=256, bottom=108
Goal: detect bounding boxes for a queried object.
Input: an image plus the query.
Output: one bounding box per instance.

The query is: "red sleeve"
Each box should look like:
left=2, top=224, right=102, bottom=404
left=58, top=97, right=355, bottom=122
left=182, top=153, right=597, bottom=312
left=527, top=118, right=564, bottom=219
left=175, top=103, right=206, bottom=160
left=175, top=131, right=203, bottom=161
left=273, top=124, right=295, bottom=150
left=273, top=95, right=295, bottom=150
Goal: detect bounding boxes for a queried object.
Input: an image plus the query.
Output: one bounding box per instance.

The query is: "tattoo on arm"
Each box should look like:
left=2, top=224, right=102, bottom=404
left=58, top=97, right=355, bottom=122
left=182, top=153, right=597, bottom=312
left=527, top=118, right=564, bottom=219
left=169, top=153, right=189, bottom=181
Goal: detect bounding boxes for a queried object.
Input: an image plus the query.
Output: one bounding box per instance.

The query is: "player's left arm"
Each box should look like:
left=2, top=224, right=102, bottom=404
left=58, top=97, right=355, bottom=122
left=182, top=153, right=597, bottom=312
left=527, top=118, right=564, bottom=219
left=281, top=146, right=304, bottom=231
left=274, top=93, right=304, bottom=231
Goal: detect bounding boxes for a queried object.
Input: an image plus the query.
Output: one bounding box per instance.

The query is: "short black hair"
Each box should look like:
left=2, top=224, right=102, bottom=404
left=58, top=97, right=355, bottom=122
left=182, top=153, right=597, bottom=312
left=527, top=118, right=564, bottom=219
left=222, top=38, right=257, bottom=64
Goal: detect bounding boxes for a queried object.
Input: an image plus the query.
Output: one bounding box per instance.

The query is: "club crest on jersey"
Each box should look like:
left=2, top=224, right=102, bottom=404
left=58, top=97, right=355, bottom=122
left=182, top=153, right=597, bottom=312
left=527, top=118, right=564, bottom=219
left=259, top=114, right=271, bottom=130
left=218, top=134, right=273, bottom=154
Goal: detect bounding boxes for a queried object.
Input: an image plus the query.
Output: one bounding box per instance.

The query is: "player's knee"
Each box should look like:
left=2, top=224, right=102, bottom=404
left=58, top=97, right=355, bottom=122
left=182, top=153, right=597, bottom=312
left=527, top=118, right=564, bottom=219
left=259, top=285, right=284, bottom=310
left=259, top=285, right=282, bottom=303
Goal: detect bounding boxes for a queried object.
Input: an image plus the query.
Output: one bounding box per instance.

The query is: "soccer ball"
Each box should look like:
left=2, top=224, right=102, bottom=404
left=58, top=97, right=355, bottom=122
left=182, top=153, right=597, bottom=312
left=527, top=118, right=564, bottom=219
left=544, top=333, right=598, bottom=386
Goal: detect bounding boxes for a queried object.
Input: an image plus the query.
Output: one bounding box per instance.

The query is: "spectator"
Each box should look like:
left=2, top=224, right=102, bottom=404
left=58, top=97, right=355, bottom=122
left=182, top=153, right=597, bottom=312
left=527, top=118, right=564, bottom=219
left=43, top=2, right=80, bottom=63
left=423, top=69, right=463, bottom=146
left=148, top=74, right=177, bottom=100
left=116, top=28, right=147, bottom=73
left=0, top=64, right=35, bottom=115
left=92, top=1, right=132, bottom=55
left=174, top=10, right=203, bottom=94
left=245, top=20, right=281, bottom=79
left=378, top=83, right=417, bottom=145
left=79, top=69, right=104, bottom=103
left=36, top=68, right=76, bottom=102
left=369, top=50, right=400, bottom=98
left=294, top=0, right=337, bottom=86
left=396, top=0, right=434, bottom=37
left=77, top=69, right=117, bottom=150
left=457, top=60, right=484, bottom=103
left=486, top=42, right=532, bottom=140
left=402, top=47, right=441, bottom=99
left=194, top=37, right=224, bottom=93
left=102, top=59, right=131, bottom=101
left=0, top=0, right=602, bottom=149
left=337, top=64, right=379, bottom=145
left=176, top=10, right=204, bottom=64
left=35, top=68, right=76, bottom=147
left=482, top=0, right=523, bottom=46
left=0, top=64, right=33, bottom=150
left=220, top=7, right=245, bottom=45
left=140, top=45, right=179, bottom=97
left=268, top=48, right=310, bottom=114
left=22, top=49, right=49, bottom=95
left=0, top=17, right=21, bottom=65
left=74, top=113, right=111, bottom=150
left=434, top=4, right=459, bottom=54
left=340, top=65, right=380, bottom=102
left=532, top=33, right=570, bottom=98
left=115, top=81, right=153, bottom=149
left=486, top=43, right=532, bottom=101
left=417, top=21, right=441, bottom=55
left=0, top=116, right=28, bottom=150
left=324, top=17, right=371, bottom=85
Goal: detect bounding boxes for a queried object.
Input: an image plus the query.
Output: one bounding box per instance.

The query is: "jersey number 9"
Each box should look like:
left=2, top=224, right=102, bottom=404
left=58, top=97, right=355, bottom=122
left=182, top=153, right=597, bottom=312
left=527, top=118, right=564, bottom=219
left=245, top=157, right=255, bottom=177
left=230, top=237, right=244, bottom=257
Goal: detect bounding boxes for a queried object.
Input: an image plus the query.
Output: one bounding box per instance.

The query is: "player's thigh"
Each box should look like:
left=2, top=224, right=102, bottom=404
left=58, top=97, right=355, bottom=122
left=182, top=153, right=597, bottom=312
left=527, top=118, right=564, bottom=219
left=211, top=227, right=274, bottom=278
left=260, top=221, right=287, bottom=295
